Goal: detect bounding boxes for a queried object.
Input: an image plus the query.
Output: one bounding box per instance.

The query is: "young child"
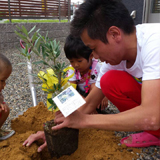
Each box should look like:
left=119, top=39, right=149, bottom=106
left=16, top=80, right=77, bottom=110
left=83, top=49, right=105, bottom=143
left=64, top=34, right=108, bottom=113
left=0, top=54, right=15, bottom=140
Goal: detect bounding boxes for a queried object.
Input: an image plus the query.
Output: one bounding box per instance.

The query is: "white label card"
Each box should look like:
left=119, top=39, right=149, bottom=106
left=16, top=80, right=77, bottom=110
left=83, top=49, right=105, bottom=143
left=53, top=86, right=86, bottom=117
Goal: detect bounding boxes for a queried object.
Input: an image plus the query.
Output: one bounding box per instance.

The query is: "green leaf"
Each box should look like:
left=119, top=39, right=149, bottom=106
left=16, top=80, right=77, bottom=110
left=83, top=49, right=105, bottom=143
left=32, top=60, right=45, bottom=65
left=50, top=41, right=54, bottom=51
left=47, top=89, right=55, bottom=92
left=36, top=28, right=40, bottom=33
left=54, top=105, right=57, bottom=110
left=21, top=25, right=28, bottom=36
left=30, top=73, right=38, bottom=77
left=62, top=62, right=66, bottom=69
left=41, top=46, right=46, bottom=59
left=45, top=32, right=48, bottom=41
left=28, top=25, right=36, bottom=34
left=17, top=62, right=27, bottom=65
left=15, top=31, right=27, bottom=40
left=31, top=32, right=38, bottom=43
left=38, top=33, right=45, bottom=41
left=35, top=37, right=41, bottom=48
left=16, top=25, right=22, bottom=31
left=48, top=105, right=54, bottom=110
left=37, top=46, right=41, bottom=53
left=56, top=50, right=61, bottom=58
left=42, top=61, right=48, bottom=65
left=47, top=98, right=54, bottom=104
left=53, top=84, right=57, bottom=90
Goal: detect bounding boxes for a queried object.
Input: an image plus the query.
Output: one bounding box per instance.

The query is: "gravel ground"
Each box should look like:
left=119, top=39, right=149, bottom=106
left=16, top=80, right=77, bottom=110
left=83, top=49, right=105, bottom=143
left=1, top=43, right=69, bottom=129
left=1, top=46, right=160, bottom=160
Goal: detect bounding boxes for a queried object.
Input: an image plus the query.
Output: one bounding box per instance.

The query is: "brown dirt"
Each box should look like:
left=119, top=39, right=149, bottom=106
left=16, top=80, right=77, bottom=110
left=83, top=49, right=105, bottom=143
left=0, top=102, right=141, bottom=160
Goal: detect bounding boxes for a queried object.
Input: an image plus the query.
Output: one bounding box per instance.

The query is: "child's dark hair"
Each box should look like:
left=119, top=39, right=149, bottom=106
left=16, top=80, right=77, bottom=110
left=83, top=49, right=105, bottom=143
left=64, top=34, right=92, bottom=61
left=0, top=54, right=12, bottom=73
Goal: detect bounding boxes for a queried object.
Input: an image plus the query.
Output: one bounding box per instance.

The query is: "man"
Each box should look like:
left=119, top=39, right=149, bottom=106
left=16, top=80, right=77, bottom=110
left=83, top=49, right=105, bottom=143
left=23, top=0, right=160, bottom=151
left=54, top=0, right=160, bottom=147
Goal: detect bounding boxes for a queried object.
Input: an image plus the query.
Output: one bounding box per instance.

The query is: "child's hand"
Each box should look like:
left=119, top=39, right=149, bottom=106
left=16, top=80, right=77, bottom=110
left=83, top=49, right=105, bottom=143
left=100, top=97, right=108, bottom=110
left=0, top=92, right=7, bottom=113
left=0, top=92, right=4, bottom=104
left=0, top=103, right=8, bottom=113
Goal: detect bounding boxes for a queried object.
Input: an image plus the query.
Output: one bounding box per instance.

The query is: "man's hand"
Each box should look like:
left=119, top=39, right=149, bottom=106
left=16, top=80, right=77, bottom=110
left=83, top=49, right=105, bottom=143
left=23, top=131, right=47, bottom=152
left=54, top=110, right=66, bottom=124
left=53, top=110, right=86, bottom=130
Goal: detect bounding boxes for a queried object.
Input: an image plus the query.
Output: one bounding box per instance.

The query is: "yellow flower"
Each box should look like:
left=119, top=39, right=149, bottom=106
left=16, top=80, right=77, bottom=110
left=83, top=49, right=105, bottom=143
left=38, top=69, right=58, bottom=92
left=38, top=66, right=77, bottom=111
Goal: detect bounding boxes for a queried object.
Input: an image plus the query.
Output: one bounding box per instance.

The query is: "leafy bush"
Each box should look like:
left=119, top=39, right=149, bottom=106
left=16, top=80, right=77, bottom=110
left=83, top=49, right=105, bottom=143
left=15, top=25, right=73, bottom=111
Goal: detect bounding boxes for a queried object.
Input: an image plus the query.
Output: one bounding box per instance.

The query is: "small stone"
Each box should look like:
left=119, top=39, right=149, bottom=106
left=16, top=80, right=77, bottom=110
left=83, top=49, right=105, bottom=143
left=155, top=154, right=160, bottom=159
left=150, top=157, right=155, bottom=160
left=127, top=149, right=133, bottom=152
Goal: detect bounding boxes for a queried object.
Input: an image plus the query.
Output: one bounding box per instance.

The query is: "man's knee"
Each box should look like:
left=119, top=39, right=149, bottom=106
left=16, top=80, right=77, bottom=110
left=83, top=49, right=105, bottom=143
left=101, top=70, right=125, bottom=86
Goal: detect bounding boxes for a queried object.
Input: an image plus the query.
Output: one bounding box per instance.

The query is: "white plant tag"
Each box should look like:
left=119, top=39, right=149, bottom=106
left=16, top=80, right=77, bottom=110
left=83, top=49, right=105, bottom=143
left=53, top=86, right=86, bottom=117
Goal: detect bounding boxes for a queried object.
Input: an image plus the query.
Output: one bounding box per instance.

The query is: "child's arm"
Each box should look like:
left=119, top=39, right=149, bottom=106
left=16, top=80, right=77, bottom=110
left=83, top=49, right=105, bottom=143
left=100, top=97, right=108, bottom=110
left=0, top=92, right=4, bottom=104
left=90, top=83, right=95, bottom=91
left=90, top=85, right=108, bottom=111
left=0, top=92, right=8, bottom=112
left=0, top=93, right=8, bottom=113
left=89, top=85, right=108, bottom=111
left=0, top=103, right=8, bottom=113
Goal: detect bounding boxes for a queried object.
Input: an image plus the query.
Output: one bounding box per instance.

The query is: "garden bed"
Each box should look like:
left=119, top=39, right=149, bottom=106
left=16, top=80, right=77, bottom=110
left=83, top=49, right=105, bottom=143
left=0, top=102, right=141, bottom=160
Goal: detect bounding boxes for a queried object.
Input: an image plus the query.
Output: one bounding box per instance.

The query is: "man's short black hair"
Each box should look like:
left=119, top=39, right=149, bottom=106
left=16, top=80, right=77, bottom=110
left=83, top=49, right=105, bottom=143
left=64, top=34, right=92, bottom=61
left=71, top=0, right=135, bottom=43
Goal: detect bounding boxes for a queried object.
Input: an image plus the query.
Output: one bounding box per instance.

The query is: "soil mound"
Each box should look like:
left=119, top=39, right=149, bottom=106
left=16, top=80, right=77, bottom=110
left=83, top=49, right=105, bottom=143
left=0, top=102, right=141, bottom=160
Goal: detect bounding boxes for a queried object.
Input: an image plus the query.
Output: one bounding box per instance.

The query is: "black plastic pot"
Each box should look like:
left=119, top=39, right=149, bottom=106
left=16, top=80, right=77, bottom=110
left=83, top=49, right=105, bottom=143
left=44, top=119, right=79, bottom=158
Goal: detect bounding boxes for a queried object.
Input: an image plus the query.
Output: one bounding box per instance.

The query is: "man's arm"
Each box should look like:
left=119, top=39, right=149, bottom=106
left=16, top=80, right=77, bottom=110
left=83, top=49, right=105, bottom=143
left=54, top=86, right=104, bottom=125
left=78, top=86, right=105, bottom=114
left=53, top=79, right=160, bottom=131
left=83, top=79, right=160, bottom=131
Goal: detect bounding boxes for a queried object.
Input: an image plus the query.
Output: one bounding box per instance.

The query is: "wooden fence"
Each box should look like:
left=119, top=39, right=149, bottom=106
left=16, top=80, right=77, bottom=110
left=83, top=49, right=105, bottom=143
left=0, top=0, right=71, bottom=22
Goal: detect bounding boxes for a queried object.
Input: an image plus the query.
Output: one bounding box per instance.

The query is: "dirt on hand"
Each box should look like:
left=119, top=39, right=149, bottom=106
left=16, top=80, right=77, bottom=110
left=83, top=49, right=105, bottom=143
left=0, top=102, right=141, bottom=160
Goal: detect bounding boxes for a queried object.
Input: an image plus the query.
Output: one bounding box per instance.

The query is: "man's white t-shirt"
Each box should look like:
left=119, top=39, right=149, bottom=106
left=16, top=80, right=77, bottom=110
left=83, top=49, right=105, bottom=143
left=96, top=23, right=160, bottom=89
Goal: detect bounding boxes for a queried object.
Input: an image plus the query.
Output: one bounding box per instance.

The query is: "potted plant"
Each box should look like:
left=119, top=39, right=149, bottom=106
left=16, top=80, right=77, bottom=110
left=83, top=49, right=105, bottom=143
left=15, top=25, right=79, bottom=158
